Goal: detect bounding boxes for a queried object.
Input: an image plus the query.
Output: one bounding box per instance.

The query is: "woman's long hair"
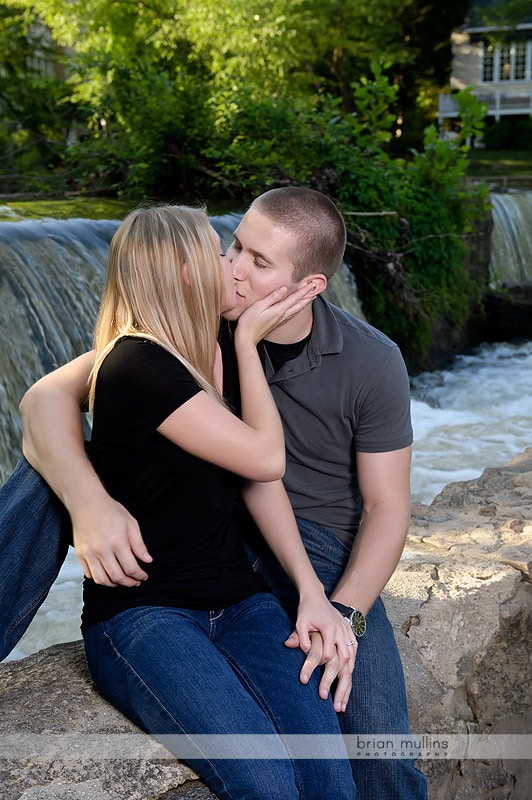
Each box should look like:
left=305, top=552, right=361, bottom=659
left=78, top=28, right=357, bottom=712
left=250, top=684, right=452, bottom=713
left=89, top=205, right=225, bottom=410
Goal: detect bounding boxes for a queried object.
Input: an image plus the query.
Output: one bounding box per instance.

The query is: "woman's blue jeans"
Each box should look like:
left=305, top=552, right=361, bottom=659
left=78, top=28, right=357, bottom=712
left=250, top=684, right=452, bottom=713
left=83, top=593, right=357, bottom=800
left=249, top=518, right=429, bottom=800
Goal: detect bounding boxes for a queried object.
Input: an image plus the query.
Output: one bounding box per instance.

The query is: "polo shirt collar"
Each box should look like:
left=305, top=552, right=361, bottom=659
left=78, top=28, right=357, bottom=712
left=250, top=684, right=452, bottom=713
left=266, top=295, right=344, bottom=381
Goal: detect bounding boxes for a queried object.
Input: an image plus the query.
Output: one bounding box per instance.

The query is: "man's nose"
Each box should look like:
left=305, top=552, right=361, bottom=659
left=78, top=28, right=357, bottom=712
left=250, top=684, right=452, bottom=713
left=231, top=255, right=246, bottom=281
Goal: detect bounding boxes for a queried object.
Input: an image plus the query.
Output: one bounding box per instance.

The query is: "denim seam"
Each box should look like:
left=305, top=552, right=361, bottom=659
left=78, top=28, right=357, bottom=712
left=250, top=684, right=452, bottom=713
left=6, top=586, right=52, bottom=634
left=219, top=647, right=304, bottom=799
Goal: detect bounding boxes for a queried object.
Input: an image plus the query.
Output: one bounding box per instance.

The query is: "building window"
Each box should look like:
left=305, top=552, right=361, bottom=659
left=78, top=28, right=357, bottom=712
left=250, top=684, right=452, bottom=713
left=482, top=43, right=494, bottom=81
left=482, top=39, right=531, bottom=82
left=500, top=44, right=512, bottom=80
left=514, top=41, right=527, bottom=80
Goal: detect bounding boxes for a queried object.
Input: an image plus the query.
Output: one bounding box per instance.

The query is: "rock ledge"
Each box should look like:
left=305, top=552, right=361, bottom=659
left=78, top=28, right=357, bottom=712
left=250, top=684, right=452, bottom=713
left=1, top=450, right=531, bottom=799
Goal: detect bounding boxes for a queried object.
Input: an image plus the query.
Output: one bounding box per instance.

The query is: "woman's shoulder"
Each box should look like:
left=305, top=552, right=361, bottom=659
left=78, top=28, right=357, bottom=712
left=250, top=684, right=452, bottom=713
left=108, top=336, right=182, bottom=366
left=101, top=336, right=193, bottom=386
left=97, top=336, right=201, bottom=416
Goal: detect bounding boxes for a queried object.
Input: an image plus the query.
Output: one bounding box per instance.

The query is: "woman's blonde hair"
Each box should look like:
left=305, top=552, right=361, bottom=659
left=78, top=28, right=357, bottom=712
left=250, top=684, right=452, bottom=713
left=89, top=204, right=225, bottom=410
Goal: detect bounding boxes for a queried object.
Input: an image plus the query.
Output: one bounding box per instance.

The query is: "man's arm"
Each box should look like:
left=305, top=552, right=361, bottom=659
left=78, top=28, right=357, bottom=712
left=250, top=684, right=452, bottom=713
left=20, top=352, right=152, bottom=586
left=330, top=446, right=412, bottom=615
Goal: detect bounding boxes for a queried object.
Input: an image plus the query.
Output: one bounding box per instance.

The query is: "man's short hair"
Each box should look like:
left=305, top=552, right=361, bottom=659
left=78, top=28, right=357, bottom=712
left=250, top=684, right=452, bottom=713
left=250, top=187, right=346, bottom=282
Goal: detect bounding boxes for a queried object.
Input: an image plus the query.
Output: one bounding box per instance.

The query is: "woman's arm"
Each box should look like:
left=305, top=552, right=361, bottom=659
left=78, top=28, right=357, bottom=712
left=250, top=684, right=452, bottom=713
left=20, top=352, right=152, bottom=586
left=241, top=479, right=355, bottom=713
left=158, top=285, right=314, bottom=481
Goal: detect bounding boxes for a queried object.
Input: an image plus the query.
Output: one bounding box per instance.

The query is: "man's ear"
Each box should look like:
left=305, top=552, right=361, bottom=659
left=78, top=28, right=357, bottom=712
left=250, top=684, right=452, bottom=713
left=297, top=273, right=327, bottom=296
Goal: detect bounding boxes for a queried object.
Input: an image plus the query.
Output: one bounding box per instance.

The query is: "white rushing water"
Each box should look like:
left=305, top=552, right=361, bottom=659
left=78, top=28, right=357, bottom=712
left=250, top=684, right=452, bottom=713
left=4, top=338, right=532, bottom=662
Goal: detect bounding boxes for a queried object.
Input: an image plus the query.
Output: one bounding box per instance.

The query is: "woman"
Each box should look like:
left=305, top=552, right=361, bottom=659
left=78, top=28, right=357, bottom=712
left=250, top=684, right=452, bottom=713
left=81, top=205, right=356, bottom=800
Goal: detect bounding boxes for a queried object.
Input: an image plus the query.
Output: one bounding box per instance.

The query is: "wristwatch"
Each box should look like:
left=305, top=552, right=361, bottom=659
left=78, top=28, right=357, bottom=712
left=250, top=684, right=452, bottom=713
left=330, top=601, right=367, bottom=638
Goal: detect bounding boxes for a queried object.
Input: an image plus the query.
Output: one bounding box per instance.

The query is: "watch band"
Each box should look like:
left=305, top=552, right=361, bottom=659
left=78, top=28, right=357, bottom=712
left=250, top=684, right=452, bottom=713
left=330, top=601, right=367, bottom=637
left=330, top=601, right=353, bottom=617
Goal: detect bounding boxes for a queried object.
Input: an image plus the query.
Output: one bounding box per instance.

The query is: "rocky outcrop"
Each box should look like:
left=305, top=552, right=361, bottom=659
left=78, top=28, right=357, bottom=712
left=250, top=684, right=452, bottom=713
left=386, top=447, right=532, bottom=799
left=1, top=449, right=531, bottom=799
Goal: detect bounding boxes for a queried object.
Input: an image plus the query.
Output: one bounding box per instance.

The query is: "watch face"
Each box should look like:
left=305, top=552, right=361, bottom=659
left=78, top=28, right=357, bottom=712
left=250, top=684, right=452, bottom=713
left=350, top=610, right=366, bottom=637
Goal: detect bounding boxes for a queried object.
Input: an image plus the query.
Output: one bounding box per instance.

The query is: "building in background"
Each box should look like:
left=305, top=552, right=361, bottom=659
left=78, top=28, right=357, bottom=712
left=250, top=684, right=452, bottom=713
left=439, top=4, right=532, bottom=138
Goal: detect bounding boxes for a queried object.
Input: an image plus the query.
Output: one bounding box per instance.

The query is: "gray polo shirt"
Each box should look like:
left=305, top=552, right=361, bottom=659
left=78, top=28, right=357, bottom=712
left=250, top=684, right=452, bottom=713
left=262, top=296, right=413, bottom=547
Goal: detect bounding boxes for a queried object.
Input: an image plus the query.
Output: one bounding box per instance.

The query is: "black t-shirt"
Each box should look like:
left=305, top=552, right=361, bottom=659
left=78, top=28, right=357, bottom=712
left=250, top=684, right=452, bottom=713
left=82, top=336, right=267, bottom=628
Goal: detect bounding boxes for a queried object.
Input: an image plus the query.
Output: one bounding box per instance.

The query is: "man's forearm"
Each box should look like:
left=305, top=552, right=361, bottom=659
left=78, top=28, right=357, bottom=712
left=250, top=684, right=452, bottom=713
left=19, top=351, right=103, bottom=512
left=19, top=353, right=152, bottom=585
left=330, top=505, right=410, bottom=615
left=330, top=446, right=412, bottom=615
left=21, top=382, right=105, bottom=512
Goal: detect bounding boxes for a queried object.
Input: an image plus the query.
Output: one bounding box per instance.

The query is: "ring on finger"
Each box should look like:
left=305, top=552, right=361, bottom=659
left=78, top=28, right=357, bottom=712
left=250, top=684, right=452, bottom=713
left=346, top=640, right=357, bottom=646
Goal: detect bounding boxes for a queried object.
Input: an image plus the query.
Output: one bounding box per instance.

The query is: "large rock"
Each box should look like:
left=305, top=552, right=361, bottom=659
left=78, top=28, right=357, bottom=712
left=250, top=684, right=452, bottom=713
left=385, top=447, right=532, bottom=799
left=0, top=640, right=216, bottom=800
left=1, top=449, right=531, bottom=799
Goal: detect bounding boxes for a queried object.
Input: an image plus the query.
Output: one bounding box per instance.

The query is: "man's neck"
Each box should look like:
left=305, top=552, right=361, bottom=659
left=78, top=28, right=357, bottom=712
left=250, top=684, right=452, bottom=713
left=263, top=303, right=314, bottom=345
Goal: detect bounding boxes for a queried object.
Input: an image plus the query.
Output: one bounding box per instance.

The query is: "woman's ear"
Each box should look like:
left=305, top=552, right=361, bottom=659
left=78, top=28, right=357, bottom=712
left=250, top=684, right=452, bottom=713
left=298, top=273, right=327, bottom=297
left=182, top=261, right=191, bottom=285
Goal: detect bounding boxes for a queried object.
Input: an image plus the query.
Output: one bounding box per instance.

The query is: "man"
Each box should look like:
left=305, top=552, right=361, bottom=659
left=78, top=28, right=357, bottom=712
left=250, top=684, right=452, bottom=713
left=19, top=188, right=428, bottom=799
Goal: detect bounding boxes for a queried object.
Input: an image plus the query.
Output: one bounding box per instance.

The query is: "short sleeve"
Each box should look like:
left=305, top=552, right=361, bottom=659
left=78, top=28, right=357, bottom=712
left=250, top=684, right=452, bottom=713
left=93, top=338, right=202, bottom=443
left=354, top=346, right=413, bottom=453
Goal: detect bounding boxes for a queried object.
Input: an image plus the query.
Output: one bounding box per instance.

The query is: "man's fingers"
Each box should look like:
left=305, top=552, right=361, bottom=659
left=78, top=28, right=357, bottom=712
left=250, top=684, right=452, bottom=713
left=78, top=548, right=145, bottom=587
left=299, top=633, right=324, bottom=685
left=130, top=536, right=153, bottom=565
left=114, top=547, right=149, bottom=582
left=284, top=630, right=300, bottom=649
left=105, top=554, right=145, bottom=586
left=73, top=505, right=152, bottom=587
left=121, top=515, right=153, bottom=566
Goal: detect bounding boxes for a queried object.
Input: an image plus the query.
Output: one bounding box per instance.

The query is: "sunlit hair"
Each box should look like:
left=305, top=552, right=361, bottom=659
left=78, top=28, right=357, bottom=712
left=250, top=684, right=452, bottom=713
left=89, top=204, right=224, bottom=411
left=250, top=187, right=346, bottom=282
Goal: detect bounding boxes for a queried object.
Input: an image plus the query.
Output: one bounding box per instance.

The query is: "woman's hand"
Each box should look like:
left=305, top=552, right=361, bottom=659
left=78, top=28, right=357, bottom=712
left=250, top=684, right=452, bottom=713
left=284, top=597, right=357, bottom=712
left=236, top=283, right=315, bottom=346
left=293, top=631, right=356, bottom=713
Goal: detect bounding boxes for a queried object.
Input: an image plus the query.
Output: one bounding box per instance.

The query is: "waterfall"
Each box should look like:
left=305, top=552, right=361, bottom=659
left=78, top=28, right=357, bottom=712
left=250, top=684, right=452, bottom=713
left=490, top=191, right=532, bottom=285
left=0, top=217, right=116, bottom=484
left=0, top=211, right=363, bottom=483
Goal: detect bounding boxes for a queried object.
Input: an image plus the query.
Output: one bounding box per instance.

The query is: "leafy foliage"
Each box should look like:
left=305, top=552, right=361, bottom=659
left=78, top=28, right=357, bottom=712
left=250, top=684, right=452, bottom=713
left=471, top=0, right=532, bottom=30
left=0, top=0, right=493, bottom=365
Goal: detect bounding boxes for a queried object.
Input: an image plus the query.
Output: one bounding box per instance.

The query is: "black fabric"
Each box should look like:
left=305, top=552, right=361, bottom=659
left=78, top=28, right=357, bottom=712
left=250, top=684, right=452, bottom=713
left=262, top=335, right=311, bottom=373
left=83, top=337, right=267, bottom=628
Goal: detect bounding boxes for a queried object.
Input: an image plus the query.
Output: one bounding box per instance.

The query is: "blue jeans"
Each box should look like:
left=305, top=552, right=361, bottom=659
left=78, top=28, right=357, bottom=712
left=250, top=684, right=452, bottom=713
left=249, top=518, right=428, bottom=800
left=83, top=594, right=357, bottom=800
left=0, top=455, right=71, bottom=661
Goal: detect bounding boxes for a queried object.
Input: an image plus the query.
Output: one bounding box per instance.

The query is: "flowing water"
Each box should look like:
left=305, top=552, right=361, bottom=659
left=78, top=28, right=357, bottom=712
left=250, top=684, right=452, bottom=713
left=490, top=191, right=532, bottom=284
left=410, top=339, right=532, bottom=502
left=1, top=195, right=531, bottom=661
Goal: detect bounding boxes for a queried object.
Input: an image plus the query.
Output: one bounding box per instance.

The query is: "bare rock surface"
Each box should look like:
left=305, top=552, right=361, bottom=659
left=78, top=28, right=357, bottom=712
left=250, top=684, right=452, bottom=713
left=385, top=447, right=532, bottom=799
left=1, top=449, right=531, bottom=799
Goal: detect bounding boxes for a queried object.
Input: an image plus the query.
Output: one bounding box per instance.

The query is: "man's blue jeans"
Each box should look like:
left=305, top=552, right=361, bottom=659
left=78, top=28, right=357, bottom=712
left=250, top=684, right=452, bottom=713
left=83, top=595, right=357, bottom=800
left=0, top=455, right=71, bottom=661
left=250, top=517, right=429, bottom=800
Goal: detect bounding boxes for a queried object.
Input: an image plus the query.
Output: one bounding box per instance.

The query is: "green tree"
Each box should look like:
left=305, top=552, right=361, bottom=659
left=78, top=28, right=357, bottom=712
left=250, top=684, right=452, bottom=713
left=472, top=0, right=532, bottom=29
left=0, top=3, right=78, bottom=192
